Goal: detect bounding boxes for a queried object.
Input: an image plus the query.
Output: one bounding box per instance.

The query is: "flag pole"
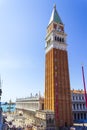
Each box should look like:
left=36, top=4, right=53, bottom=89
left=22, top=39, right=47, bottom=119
left=82, top=66, right=87, bottom=108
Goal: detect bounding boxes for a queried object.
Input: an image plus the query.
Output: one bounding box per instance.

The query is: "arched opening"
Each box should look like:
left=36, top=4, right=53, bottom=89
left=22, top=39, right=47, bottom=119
left=84, top=113, right=86, bottom=119
left=81, top=113, right=83, bottom=119
left=62, top=38, right=64, bottom=42
left=60, top=37, right=61, bottom=42
left=57, top=37, right=59, bottom=41
left=74, top=113, right=76, bottom=120
left=78, top=113, right=80, bottom=120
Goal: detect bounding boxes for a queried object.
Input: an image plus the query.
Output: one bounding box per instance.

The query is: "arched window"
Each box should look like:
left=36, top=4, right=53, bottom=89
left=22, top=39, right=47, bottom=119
left=60, top=37, right=61, bottom=42
left=84, top=113, right=86, bottom=119
left=73, top=104, right=75, bottom=110
left=57, top=37, right=59, bottom=41
left=77, top=104, right=79, bottom=109
left=73, top=96, right=74, bottom=100
left=78, top=113, right=80, bottom=120
left=80, top=104, right=82, bottom=109
left=79, top=96, right=81, bottom=100
left=81, top=113, right=83, bottom=119
left=55, top=36, right=56, bottom=41
left=82, top=96, right=84, bottom=100
left=62, top=38, right=64, bottom=42
left=83, top=104, right=85, bottom=109
left=74, top=113, right=76, bottom=120
left=53, top=24, right=57, bottom=29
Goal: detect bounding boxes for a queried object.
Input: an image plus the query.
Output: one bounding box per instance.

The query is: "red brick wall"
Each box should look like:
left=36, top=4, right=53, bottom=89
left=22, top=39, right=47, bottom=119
left=44, top=48, right=73, bottom=126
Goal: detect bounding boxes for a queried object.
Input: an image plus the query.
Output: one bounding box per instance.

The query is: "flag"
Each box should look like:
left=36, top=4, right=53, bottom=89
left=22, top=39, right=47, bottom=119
left=82, top=66, right=87, bottom=108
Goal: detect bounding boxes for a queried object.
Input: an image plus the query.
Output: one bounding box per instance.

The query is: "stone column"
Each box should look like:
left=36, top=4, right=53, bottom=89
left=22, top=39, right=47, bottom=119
left=76, top=113, right=78, bottom=120
left=83, top=113, right=84, bottom=120
left=79, top=104, right=80, bottom=110
left=79, top=113, right=81, bottom=120
left=75, top=104, right=77, bottom=110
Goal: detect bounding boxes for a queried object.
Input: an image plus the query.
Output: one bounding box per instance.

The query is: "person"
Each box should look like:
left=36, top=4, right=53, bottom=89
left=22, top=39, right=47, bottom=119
left=82, top=123, right=85, bottom=130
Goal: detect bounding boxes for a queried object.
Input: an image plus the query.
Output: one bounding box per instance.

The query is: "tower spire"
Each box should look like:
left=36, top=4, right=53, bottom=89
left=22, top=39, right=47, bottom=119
left=48, top=4, right=63, bottom=25
left=53, top=4, right=56, bottom=9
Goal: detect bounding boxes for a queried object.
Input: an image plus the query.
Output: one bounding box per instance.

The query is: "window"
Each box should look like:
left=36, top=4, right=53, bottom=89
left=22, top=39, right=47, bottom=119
left=60, top=37, right=61, bottom=42
left=53, top=24, right=57, bottom=29
left=80, top=104, right=82, bottom=109
left=73, top=104, right=75, bottom=110
left=55, top=36, right=56, bottom=41
left=57, top=37, right=59, bottom=41
left=81, top=113, right=83, bottom=119
left=83, top=104, right=85, bottom=109
left=62, top=38, right=64, bottom=42
left=82, top=96, right=84, bottom=100
left=73, top=96, right=75, bottom=100
left=74, top=113, right=76, bottom=120
left=49, top=118, right=52, bottom=123
left=79, top=96, right=81, bottom=100
left=78, top=113, right=80, bottom=120
left=77, top=104, right=79, bottom=109
left=84, top=113, right=86, bottom=119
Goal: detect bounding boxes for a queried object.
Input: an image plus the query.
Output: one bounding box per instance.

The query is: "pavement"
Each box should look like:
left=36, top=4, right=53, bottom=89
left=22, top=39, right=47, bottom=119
left=4, top=113, right=27, bottom=127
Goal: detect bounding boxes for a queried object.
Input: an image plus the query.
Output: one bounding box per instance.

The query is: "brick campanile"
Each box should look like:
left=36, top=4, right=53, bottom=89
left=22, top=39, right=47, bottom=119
left=44, top=5, right=73, bottom=127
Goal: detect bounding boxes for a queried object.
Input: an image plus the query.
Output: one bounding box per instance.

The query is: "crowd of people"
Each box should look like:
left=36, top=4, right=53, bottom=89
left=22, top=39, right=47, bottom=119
left=2, top=123, right=32, bottom=130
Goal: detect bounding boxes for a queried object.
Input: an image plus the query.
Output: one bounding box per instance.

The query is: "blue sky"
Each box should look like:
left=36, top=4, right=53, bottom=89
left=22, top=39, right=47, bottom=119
left=0, top=0, right=87, bottom=102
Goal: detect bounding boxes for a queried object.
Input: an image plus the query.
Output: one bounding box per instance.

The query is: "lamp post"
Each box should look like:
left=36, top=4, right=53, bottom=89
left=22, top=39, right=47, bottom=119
left=0, top=78, right=2, bottom=129
left=0, top=88, right=2, bottom=123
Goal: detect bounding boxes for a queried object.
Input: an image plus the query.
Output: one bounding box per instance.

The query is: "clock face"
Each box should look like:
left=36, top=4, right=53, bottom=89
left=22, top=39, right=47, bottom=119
left=58, top=26, right=61, bottom=32
left=57, top=26, right=64, bottom=32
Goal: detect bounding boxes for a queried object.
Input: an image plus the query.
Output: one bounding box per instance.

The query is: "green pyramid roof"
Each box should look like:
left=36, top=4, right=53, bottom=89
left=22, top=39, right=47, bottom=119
left=48, top=5, right=63, bottom=25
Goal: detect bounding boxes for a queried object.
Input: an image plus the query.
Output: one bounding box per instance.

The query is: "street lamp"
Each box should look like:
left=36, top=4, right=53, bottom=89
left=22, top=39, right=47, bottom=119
left=0, top=88, right=2, bottom=108
left=0, top=77, right=2, bottom=129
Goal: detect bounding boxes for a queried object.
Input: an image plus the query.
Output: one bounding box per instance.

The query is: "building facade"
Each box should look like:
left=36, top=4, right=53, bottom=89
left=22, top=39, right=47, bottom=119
left=71, top=89, right=87, bottom=122
left=34, top=110, right=55, bottom=130
left=44, top=5, right=72, bottom=127
left=16, top=94, right=44, bottom=112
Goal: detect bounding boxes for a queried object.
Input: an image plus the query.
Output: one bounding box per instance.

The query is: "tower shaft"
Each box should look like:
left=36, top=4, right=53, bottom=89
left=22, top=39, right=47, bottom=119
left=45, top=48, right=72, bottom=126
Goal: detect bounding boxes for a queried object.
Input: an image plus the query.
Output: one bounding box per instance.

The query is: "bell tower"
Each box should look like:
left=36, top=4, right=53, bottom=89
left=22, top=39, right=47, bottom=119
left=44, top=5, right=73, bottom=127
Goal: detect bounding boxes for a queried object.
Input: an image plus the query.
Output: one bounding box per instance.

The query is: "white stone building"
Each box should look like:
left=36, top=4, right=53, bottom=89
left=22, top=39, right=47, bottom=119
left=71, top=89, right=87, bottom=122
left=16, top=94, right=44, bottom=112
